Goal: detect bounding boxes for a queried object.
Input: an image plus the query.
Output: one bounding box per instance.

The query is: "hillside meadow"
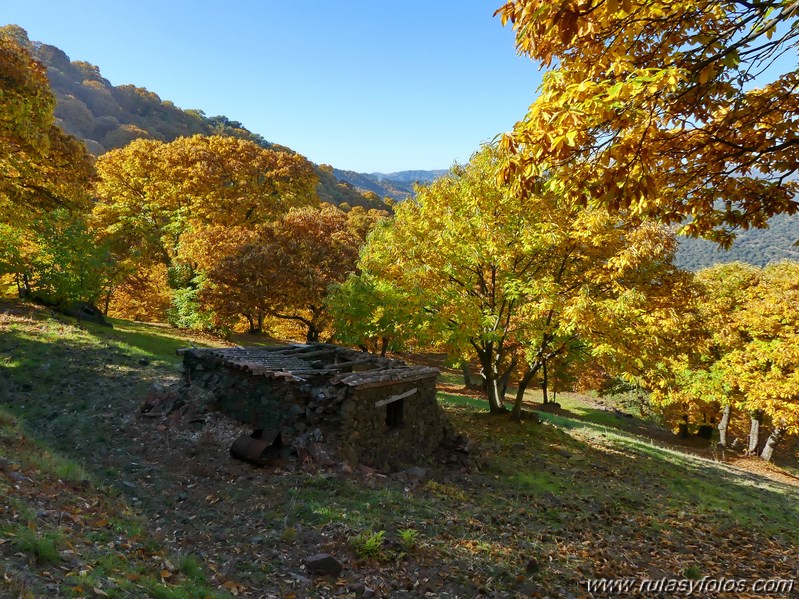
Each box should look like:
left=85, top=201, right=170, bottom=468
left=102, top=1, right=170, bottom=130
left=1, top=301, right=798, bottom=598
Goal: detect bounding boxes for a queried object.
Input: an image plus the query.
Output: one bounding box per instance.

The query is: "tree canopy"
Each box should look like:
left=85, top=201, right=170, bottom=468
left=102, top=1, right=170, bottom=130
left=335, top=146, right=696, bottom=417
left=93, top=135, right=319, bottom=268
left=651, top=261, right=799, bottom=461
left=496, top=0, right=799, bottom=245
left=203, top=205, right=369, bottom=339
left=0, top=30, right=94, bottom=225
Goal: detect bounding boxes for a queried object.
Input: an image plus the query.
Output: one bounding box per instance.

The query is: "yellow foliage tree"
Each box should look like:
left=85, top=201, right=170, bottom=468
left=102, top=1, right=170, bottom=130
left=496, top=0, right=799, bottom=245
left=94, top=135, right=319, bottom=268
left=106, top=263, right=172, bottom=322
left=652, top=261, right=799, bottom=461
left=93, top=135, right=320, bottom=321
left=0, top=29, right=94, bottom=225
left=339, top=146, right=697, bottom=417
left=202, top=205, right=362, bottom=340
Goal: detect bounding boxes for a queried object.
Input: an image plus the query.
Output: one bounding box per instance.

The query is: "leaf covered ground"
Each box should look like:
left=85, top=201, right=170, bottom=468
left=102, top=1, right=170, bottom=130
left=1, top=301, right=798, bottom=598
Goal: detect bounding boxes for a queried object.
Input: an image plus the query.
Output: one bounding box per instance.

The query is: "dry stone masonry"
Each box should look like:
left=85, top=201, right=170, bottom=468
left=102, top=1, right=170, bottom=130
left=179, top=344, right=455, bottom=470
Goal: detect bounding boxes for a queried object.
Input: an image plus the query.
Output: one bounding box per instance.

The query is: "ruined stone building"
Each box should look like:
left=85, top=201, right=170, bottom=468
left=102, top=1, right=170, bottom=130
left=179, top=344, right=454, bottom=470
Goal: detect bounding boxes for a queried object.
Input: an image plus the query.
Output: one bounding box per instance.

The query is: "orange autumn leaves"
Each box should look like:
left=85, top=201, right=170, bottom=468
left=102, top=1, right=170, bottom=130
left=93, top=135, right=319, bottom=267
left=92, top=135, right=385, bottom=336
left=201, top=205, right=369, bottom=340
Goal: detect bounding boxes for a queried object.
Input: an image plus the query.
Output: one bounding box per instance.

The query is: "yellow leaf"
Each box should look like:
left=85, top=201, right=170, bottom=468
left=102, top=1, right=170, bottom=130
left=565, top=131, right=578, bottom=146
left=699, top=66, right=714, bottom=84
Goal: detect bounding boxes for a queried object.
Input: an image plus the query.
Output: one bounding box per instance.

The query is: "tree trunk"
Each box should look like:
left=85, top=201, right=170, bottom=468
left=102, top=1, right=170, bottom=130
left=485, top=376, right=506, bottom=413
left=103, top=289, right=113, bottom=315
left=306, top=325, right=320, bottom=343
left=477, top=349, right=506, bottom=413
left=760, top=424, right=786, bottom=462
left=462, top=363, right=481, bottom=390
left=511, top=365, right=539, bottom=421
left=380, top=337, right=389, bottom=357
left=246, top=314, right=256, bottom=334
left=498, top=355, right=517, bottom=400
left=718, top=405, right=732, bottom=447
left=678, top=416, right=689, bottom=438
left=747, top=410, right=763, bottom=455
left=19, top=273, right=31, bottom=298
left=462, top=363, right=472, bottom=388
left=541, top=360, right=549, bottom=404
left=257, top=310, right=265, bottom=334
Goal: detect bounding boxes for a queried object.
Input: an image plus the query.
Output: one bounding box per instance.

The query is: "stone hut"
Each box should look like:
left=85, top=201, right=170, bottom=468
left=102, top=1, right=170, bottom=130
left=179, top=344, right=454, bottom=470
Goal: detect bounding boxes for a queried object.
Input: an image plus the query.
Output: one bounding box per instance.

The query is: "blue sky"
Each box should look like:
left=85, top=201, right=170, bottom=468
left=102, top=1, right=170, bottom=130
left=3, top=1, right=542, bottom=173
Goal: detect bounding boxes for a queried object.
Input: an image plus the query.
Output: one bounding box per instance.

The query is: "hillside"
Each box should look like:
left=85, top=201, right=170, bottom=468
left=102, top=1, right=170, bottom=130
left=675, top=213, right=799, bottom=271
left=3, top=25, right=388, bottom=212
left=2, top=300, right=798, bottom=597
left=6, top=24, right=796, bottom=257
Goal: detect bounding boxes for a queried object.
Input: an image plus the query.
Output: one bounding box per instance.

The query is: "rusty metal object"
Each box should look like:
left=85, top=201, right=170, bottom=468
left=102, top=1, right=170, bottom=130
left=230, top=430, right=282, bottom=466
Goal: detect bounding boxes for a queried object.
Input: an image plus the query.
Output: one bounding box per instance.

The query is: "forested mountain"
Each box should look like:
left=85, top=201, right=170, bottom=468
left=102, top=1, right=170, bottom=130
left=333, top=169, right=447, bottom=200
left=372, top=170, right=449, bottom=184
left=675, top=214, right=799, bottom=271
left=2, top=25, right=387, bottom=211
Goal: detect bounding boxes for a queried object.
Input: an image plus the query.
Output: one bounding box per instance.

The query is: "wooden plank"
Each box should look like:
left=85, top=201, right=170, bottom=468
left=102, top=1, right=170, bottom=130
left=351, top=373, right=438, bottom=389
left=288, top=348, right=338, bottom=359
left=338, top=366, right=439, bottom=388
left=330, top=366, right=390, bottom=385
left=327, top=356, right=376, bottom=369
left=374, top=387, right=418, bottom=408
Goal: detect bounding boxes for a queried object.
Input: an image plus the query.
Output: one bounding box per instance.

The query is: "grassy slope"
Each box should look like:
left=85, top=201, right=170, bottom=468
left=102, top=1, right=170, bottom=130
left=1, top=301, right=798, bottom=598
left=0, top=302, right=232, bottom=598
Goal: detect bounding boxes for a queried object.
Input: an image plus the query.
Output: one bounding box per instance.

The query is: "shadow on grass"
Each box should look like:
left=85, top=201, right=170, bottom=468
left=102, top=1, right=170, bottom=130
left=86, top=318, right=224, bottom=365
left=4, top=305, right=799, bottom=595
left=0, top=315, right=164, bottom=474
left=437, top=390, right=487, bottom=410
left=438, top=393, right=799, bottom=543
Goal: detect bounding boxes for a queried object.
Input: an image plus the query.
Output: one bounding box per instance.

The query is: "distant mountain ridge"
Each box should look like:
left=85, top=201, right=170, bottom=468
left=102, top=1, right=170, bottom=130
left=332, top=169, right=447, bottom=200
left=675, top=213, right=799, bottom=271
left=371, top=170, right=449, bottom=184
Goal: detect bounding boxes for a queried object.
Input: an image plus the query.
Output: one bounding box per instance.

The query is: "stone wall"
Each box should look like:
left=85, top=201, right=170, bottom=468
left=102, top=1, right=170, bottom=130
left=186, top=351, right=313, bottom=433
left=337, top=377, right=453, bottom=471
left=181, top=347, right=454, bottom=470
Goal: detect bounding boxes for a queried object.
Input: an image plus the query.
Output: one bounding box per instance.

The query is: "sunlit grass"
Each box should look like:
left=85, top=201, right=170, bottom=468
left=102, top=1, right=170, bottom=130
left=437, top=391, right=486, bottom=410
left=3, top=300, right=799, bottom=596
